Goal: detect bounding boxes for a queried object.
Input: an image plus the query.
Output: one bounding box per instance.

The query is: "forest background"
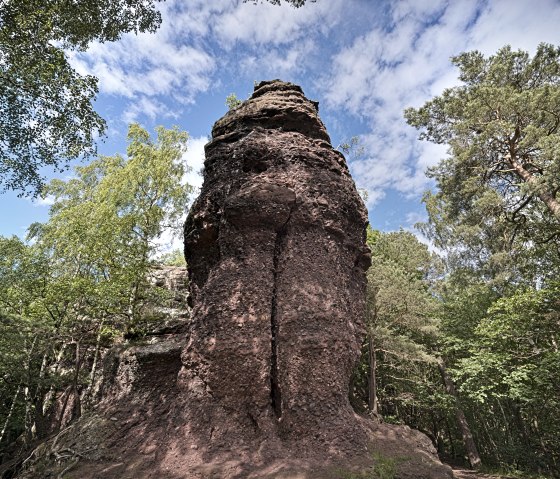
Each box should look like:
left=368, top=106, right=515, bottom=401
left=1, top=0, right=559, bottom=478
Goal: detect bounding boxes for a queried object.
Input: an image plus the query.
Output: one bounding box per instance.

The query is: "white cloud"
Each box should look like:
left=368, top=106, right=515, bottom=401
left=122, top=96, right=178, bottom=124
left=183, top=136, right=208, bottom=191
left=405, top=210, right=427, bottom=227
left=239, top=38, right=317, bottom=79
left=213, top=0, right=344, bottom=47
left=66, top=0, right=346, bottom=127
left=32, top=195, right=55, bottom=207
left=74, top=37, right=215, bottom=101
left=66, top=2, right=217, bottom=125
left=470, top=0, right=560, bottom=54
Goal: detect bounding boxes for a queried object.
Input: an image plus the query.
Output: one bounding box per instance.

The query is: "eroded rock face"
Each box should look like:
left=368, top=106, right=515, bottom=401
left=182, top=80, right=371, bottom=450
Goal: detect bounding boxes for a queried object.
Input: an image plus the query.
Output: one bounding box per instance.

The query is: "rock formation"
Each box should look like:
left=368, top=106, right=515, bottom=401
left=177, top=80, right=450, bottom=477
left=182, top=79, right=371, bottom=453
left=10, top=81, right=452, bottom=479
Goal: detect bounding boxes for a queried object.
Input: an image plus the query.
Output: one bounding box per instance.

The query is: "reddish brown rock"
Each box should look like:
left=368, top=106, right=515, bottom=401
left=182, top=79, right=371, bottom=456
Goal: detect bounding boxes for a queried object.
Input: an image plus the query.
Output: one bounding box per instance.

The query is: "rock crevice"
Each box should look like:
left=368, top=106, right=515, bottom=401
left=269, top=197, right=295, bottom=419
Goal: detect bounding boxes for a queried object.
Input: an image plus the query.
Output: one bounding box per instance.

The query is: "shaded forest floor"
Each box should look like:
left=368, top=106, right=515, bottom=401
left=452, top=468, right=519, bottom=479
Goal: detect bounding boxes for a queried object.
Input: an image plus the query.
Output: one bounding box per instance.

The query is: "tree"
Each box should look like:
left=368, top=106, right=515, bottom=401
left=36, top=123, right=191, bottom=334
left=226, top=93, right=243, bottom=110
left=354, top=230, right=487, bottom=469
left=0, top=124, right=192, bottom=447
left=454, top=284, right=560, bottom=473
left=0, top=237, right=65, bottom=445
left=0, top=0, right=164, bottom=196
left=405, top=44, right=560, bottom=282
left=361, top=229, right=441, bottom=418
left=405, top=44, right=560, bottom=474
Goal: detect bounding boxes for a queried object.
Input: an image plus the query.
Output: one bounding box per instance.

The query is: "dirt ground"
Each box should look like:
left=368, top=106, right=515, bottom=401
left=452, top=468, right=517, bottom=479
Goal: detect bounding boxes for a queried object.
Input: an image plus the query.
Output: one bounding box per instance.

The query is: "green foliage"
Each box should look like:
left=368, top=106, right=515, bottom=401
left=406, top=44, right=560, bottom=284
left=433, top=262, right=560, bottom=473
left=0, top=124, right=192, bottom=449
left=226, top=93, right=243, bottom=110
left=0, top=310, right=37, bottom=443
left=336, top=452, right=400, bottom=479
left=338, top=136, right=365, bottom=158
left=351, top=229, right=444, bottom=430
left=337, top=137, right=369, bottom=202
left=157, top=249, right=187, bottom=267
left=0, top=0, right=163, bottom=195
left=366, top=227, right=381, bottom=248
left=367, top=229, right=441, bottom=358
left=480, top=465, right=553, bottom=479
left=404, top=45, right=560, bottom=474
left=35, top=123, right=192, bottom=333
left=454, top=284, right=560, bottom=468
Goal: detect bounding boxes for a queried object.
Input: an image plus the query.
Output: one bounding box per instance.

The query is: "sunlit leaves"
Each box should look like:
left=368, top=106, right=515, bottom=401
left=407, top=44, right=560, bottom=284
left=0, top=0, right=163, bottom=195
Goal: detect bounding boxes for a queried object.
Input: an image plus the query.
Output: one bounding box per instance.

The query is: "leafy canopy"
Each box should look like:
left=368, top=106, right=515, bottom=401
left=366, top=229, right=441, bottom=363
left=406, top=44, right=560, bottom=282
left=0, top=0, right=163, bottom=196
left=31, top=123, right=191, bottom=333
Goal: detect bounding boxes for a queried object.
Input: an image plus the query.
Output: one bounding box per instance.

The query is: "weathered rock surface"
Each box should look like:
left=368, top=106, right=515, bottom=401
left=182, top=79, right=371, bottom=454
left=145, top=266, right=190, bottom=334
left=10, top=81, right=452, bottom=479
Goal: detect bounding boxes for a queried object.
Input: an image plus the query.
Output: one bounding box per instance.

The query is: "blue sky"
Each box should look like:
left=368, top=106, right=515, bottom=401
left=2, top=0, right=560, bottom=250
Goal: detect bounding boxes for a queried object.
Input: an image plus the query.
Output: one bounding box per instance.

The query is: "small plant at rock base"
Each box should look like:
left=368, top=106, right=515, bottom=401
left=371, top=452, right=398, bottom=479
left=335, top=452, right=400, bottom=479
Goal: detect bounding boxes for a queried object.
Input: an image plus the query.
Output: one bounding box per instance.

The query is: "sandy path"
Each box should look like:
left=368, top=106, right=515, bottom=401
left=452, top=468, right=517, bottom=479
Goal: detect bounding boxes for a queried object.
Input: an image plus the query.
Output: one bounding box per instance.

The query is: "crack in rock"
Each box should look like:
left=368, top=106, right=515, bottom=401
left=269, top=199, right=296, bottom=419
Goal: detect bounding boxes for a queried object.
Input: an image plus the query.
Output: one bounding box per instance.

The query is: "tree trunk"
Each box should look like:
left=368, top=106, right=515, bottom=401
left=368, top=334, right=378, bottom=414
left=496, top=398, right=515, bottom=449
left=58, top=341, right=84, bottom=429
left=30, top=349, right=50, bottom=438
left=83, top=320, right=105, bottom=409
left=23, top=335, right=38, bottom=443
left=476, top=410, right=500, bottom=462
left=71, top=340, right=83, bottom=420
left=0, top=384, right=21, bottom=444
left=438, top=360, right=482, bottom=470
left=507, top=154, right=560, bottom=219
left=445, top=417, right=456, bottom=458
left=42, top=342, right=67, bottom=415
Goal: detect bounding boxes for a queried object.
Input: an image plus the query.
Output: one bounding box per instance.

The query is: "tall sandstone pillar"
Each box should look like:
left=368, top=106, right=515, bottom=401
left=182, top=80, right=371, bottom=450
